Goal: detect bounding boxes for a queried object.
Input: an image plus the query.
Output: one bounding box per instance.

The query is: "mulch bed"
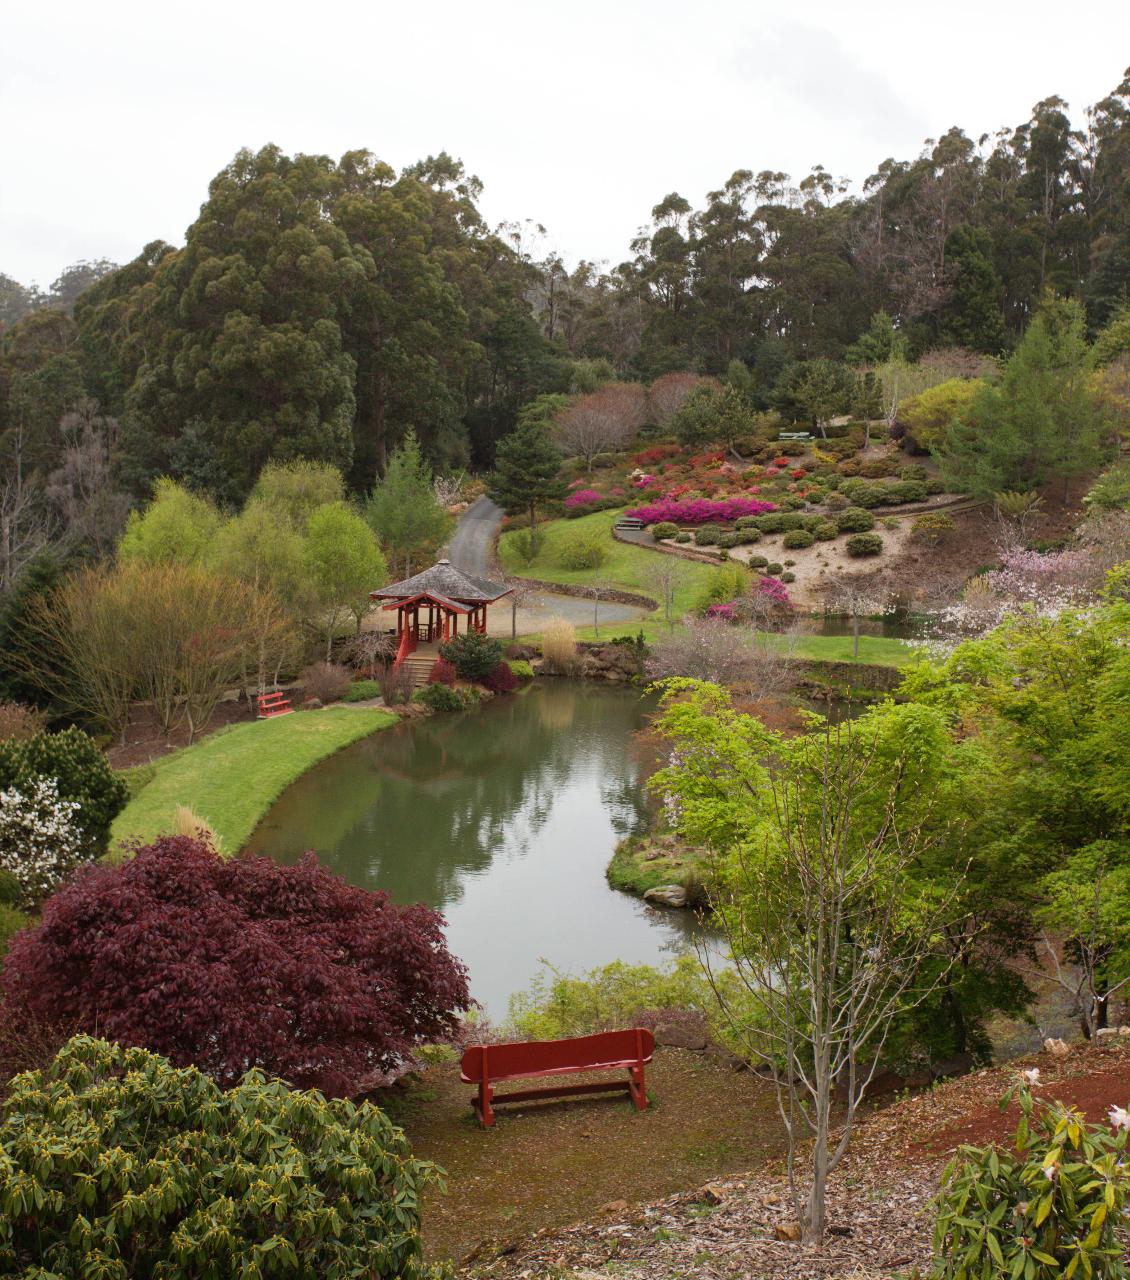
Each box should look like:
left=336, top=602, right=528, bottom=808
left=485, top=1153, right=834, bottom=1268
left=460, top=1041, right=1130, bottom=1279
left=106, top=698, right=256, bottom=770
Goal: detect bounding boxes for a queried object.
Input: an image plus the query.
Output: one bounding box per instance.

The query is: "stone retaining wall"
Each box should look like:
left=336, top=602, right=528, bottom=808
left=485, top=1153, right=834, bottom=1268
left=503, top=574, right=657, bottom=610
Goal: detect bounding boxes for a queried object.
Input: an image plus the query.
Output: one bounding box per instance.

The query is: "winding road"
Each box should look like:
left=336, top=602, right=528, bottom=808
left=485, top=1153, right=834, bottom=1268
left=445, top=496, right=648, bottom=636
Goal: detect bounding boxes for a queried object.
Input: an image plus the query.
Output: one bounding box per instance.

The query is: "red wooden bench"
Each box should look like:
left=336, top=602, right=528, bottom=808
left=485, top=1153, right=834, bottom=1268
left=460, top=1028, right=655, bottom=1127
left=256, top=691, right=293, bottom=719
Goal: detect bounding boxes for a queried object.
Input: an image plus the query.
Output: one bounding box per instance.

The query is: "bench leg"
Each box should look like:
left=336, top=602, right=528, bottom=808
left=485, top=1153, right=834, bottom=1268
left=628, top=1065, right=648, bottom=1111
left=474, top=1081, right=495, bottom=1127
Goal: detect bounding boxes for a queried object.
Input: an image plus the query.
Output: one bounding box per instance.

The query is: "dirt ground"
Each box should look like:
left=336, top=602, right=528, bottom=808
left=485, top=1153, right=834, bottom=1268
left=105, top=696, right=256, bottom=769
left=384, top=1047, right=787, bottom=1265
left=465, top=1040, right=1130, bottom=1279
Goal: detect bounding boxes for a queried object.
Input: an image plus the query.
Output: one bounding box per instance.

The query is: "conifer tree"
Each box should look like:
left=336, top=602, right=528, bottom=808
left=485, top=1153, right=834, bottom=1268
left=365, top=432, right=452, bottom=578
left=487, top=420, right=566, bottom=535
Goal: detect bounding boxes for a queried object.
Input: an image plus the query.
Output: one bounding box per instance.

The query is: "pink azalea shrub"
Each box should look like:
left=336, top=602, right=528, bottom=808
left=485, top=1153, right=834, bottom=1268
left=758, top=575, right=792, bottom=608
left=705, top=602, right=738, bottom=622
left=564, top=489, right=603, bottom=509
left=632, top=474, right=658, bottom=488
left=626, top=497, right=777, bottom=526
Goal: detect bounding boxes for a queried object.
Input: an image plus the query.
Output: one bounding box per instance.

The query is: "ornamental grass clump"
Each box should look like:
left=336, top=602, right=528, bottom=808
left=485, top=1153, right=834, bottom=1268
left=933, top=1074, right=1130, bottom=1280
left=0, top=1036, right=442, bottom=1279
left=540, top=617, right=578, bottom=673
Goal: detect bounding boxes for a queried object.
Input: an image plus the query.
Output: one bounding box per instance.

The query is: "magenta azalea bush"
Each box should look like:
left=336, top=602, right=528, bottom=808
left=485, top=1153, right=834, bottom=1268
left=628, top=497, right=777, bottom=526
left=564, top=489, right=603, bottom=509
left=758, top=575, right=792, bottom=607
left=705, top=602, right=738, bottom=622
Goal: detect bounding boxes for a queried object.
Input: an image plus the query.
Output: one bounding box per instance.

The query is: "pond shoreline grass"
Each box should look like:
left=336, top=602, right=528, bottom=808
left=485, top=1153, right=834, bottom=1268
left=111, top=706, right=397, bottom=854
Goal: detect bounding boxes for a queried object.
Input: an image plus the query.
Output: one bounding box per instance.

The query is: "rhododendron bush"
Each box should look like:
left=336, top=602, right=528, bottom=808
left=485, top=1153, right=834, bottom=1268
left=0, top=836, right=471, bottom=1095
left=628, top=497, right=777, bottom=526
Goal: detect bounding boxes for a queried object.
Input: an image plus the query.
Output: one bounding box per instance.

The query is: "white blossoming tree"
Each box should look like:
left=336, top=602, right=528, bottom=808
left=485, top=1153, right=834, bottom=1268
left=0, top=778, right=84, bottom=907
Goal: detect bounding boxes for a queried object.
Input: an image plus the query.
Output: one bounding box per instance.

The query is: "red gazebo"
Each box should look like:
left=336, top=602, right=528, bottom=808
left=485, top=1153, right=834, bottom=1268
left=370, top=559, right=511, bottom=666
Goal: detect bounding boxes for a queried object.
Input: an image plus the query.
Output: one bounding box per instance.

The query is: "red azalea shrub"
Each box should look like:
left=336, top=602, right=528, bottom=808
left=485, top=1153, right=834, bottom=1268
left=480, top=661, right=519, bottom=694
left=632, top=444, right=682, bottom=466
left=429, top=657, right=457, bottom=686
left=564, top=488, right=602, bottom=509
left=773, top=456, right=791, bottom=467
left=0, top=836, right=471, bottom=1096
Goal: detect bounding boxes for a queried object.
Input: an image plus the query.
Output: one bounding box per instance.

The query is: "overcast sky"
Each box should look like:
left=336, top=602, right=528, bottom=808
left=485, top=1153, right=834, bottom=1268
left=5, top=0, right=1130, bottom=289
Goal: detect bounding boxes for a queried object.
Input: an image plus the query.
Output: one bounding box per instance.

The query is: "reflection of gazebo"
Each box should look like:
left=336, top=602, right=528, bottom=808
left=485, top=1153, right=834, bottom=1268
left=370, top=559, right=512, bottom=666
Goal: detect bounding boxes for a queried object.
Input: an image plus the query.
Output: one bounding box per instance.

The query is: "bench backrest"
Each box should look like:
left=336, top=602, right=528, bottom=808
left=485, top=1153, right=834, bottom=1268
left=461, top=1028, right=655, bottom=1084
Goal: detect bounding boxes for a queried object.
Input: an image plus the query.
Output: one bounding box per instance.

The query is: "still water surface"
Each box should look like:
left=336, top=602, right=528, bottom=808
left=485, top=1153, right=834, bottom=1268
left=244, top=684, right=700, bottom=1014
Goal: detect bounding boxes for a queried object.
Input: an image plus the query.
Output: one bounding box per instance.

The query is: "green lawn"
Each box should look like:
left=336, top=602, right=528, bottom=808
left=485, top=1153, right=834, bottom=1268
left=501, top=510, right=917, bottom=666
left=499, top=508, right=716, bottom=618
left=111, top=707, right=396, bottom=853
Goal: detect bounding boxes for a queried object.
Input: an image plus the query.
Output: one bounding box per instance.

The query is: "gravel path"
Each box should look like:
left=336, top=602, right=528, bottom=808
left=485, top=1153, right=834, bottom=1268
left=445, top=497, right=648, bottom=635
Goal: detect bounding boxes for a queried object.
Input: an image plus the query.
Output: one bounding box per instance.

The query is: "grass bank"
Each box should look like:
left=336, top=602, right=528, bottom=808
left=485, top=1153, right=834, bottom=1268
left=111, top=707, right=396, bottom=853
left=606, top=834, right=710, bottom=905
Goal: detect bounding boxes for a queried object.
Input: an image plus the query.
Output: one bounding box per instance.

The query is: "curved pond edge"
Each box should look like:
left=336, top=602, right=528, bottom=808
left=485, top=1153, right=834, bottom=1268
left=110, top=706, right=397, bottom=855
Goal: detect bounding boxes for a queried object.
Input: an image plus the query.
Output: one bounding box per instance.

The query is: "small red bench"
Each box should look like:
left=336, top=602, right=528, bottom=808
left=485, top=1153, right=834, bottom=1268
left=256, top=691, right=293, bottom=719
left=460, top=1028, right=655, bottom=1127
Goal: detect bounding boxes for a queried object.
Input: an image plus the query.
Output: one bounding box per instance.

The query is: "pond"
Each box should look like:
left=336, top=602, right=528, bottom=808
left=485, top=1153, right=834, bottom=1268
left=244, top=684, right=702, bottom=1015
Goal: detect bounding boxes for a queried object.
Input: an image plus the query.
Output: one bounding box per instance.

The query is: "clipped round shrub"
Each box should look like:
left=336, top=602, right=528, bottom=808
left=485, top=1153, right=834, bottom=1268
left=0, top=1035, right=438, bottom=1279
left=900, top=463, right=928, bottom=482
left=835, top=507, right=876, bottom=534
left=839, top=480, right=885, bottom=508
left=782, top=529, right=815, bottom=549
left=845, top=532, right=884, bottom=557
left=480, top=661, right=519, bottom=694
left=755, top=512, right=787, bottom=534
left=439, top=631, right=504, bottom=681
left=694, top=524, right=727, bottom=547
left=823, top=491, right=849, bottom=510
left=509, top=659, right=535, bottom=680
left=0, top=836, right=471, bottom=1094
left=775, top=512, right=806, bottom=532
left=0, top=728, right=127, bottom=861
left=415, top=681, right=464, bottom=712
left=674, top=532, right=692, bottom=543
left=736, top=527, right=763, bottom=544
left=342, top=679, right=383, bottom=703
left=715, top=532, right=743, bottom=549
left=881, top=480, right=927, bottom=505
left=765, top=562, right=783, bottom=576
left=650, top=521, right=680, bottom=540
left=749, top=555, right=769, bottom=568
left=925, top=476, right=946, bottom=495
left=811, top=519, right=838, bottom=540
left=735, top=515, right=761, bottom=529
left=780, top=571, right=796, bottom=583
left=858, top=455, right=899, bottom=478
left=556, top=531, right=608, bottom=570
left=428, top=657, right=457, bottom=686
left=781, top=496, right=807, bottom=511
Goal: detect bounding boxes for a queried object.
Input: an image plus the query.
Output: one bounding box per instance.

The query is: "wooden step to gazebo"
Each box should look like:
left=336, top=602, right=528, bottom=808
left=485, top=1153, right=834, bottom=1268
left=400, top=655, right=435, bottom=690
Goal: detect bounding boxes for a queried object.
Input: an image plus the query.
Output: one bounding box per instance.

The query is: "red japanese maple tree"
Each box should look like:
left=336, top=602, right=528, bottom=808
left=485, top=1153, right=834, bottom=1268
left=0, top=836, right=471, bottom=1095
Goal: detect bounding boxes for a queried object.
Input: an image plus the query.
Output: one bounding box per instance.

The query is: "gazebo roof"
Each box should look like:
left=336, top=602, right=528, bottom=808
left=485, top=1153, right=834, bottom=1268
left=370, top=559, right=510, bottom=605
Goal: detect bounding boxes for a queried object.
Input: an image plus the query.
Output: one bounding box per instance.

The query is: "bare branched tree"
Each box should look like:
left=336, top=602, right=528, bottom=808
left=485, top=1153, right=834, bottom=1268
left=553, top=384, right=646, bottom=467
left=647, top=617, right=795, bottom=695
left=45, top=401, right=131, bottom=555
left=0, top=424, right=54, bottom=592
left=644, top=555, right=694, bottom=631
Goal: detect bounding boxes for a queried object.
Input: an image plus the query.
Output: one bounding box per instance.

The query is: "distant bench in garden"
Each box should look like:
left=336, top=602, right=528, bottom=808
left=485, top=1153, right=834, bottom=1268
left=460, top=1028, right=655, bottom=1127
left=778, top=430, right=813, bottom=442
